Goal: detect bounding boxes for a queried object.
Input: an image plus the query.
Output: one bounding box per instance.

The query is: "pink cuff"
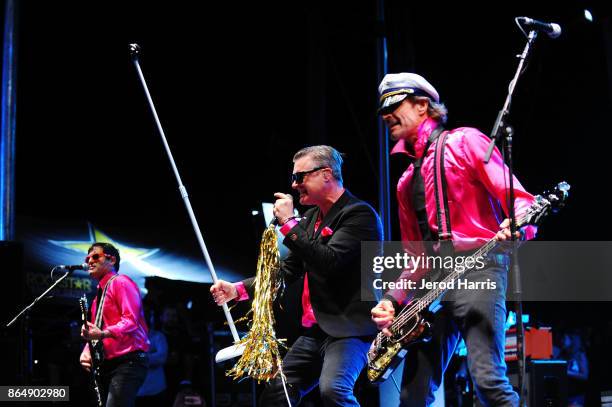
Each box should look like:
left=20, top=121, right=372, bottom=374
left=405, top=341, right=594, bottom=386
left=521, top=225, right=537, bottom=241
left=234, top=282, right=249, bottom=301
left=279, top=218, right=299, bottom=236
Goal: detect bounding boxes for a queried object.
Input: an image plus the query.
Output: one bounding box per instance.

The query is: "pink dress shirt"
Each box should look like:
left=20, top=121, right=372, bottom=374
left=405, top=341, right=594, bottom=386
left=81, top=272, right=150, bottom=360
left=392, top=117, right=536, bottom=250
left=386, top=117, right=537, bottom=305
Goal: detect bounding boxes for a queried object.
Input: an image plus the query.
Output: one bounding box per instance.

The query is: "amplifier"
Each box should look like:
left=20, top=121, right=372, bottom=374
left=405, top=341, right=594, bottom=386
left=505, top=327, right=553, bottom=361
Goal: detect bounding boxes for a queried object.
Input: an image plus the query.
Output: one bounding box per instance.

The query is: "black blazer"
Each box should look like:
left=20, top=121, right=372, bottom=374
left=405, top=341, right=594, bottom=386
left=243, top=190, right=383, bottom=338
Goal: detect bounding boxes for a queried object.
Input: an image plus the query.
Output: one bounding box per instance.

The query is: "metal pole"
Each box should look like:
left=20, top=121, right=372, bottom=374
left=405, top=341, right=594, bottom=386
left=1, top=0, right=19, bottom=241
left=376, top=0, right=391, bottom=241
left=128, top=44, right=240, bottom=344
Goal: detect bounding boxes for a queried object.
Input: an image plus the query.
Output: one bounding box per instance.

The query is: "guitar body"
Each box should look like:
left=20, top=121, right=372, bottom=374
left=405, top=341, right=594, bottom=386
left=367, top=312, right=432, bottom=383
left=79, top=295, right=105, bottom=407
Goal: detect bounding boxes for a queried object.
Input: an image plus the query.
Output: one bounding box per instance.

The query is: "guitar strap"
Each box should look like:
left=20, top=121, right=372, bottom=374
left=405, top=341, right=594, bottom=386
left=92, top=274, right=118, bottom=348
left=411, top=126, right=454, bottom=259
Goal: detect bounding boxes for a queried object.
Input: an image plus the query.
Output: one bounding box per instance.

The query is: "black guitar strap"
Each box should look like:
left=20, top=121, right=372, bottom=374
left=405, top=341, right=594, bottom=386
left=411, top=126, right=455, bottom=259
left=92, top=274, right=118, bottom=347
left=432, top=129, right=454, bottom=259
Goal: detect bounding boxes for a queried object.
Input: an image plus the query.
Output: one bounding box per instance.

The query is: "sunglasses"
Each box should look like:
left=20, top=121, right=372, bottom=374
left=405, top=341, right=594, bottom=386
left=378, top=101, right=403, bottom=116
left=85, top=253, right=110, bottom=263
left=291, top=166, right=327, bottom=184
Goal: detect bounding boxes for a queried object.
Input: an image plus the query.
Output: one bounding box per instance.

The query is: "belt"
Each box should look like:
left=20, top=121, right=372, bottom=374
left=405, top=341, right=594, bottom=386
left=103, top=350, right=148, bottom=369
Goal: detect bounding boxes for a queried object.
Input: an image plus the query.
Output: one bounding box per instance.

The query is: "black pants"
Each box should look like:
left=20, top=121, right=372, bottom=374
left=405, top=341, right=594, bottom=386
left=260, top=326, right=371, bottom=407
left=400, top=266, right=518, bottom=407
left=100, top=351, right=149, bottom=407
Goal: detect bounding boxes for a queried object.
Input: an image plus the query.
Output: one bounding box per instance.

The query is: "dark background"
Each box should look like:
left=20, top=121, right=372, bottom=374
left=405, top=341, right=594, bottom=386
left=3, top=0, right=612, bottom=405
left=14, top=1, right=612, bottom=254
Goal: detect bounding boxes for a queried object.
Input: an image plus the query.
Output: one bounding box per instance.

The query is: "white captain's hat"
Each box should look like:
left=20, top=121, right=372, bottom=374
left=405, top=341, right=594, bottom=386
left=378, top=73, right=440, bottom=114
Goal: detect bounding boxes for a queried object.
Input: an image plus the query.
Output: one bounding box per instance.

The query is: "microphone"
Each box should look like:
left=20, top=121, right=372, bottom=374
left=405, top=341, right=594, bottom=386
left=56, top=263, right=89, bottom=271
left=517, top=17, right=562, bottom=38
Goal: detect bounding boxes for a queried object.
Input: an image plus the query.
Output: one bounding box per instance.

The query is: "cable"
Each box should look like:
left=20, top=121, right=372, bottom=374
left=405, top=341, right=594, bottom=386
left=50, top=266, right=60, bottom=282
left=278, top=365, right=292, bottom=406
left=515, top=17, right=529, bottom=38
left=391, top=374, right=401, bottom=393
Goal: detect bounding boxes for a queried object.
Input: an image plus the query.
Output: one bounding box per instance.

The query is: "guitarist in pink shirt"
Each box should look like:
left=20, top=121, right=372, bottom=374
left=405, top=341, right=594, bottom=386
left=80, top=242, right=150, bottom=407
left=371, top=73, right=536, bottom=407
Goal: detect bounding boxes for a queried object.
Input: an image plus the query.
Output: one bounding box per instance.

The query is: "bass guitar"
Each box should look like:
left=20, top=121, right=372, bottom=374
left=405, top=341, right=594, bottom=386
left=367, top=181, right=570, bottom=383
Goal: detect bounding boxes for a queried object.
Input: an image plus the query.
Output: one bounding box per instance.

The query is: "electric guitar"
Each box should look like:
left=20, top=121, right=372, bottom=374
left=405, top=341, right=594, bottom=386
left=367, top=182, right=570, bottom=383
left=79, top=294, right=104, bottom=407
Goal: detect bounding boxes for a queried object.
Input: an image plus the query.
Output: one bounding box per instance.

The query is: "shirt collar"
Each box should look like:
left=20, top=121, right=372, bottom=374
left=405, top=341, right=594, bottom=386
left=390, top=117, right=438, bottom=160
left=98, top=270, right=118, bottom=290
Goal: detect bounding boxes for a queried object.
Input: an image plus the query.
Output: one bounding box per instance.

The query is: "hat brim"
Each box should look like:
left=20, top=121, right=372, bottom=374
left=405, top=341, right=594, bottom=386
left=377, top=93, right=408, bottom=115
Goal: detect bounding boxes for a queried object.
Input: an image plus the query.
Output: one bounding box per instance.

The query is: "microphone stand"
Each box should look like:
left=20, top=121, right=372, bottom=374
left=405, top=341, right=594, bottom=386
left=483, top=30, right=538, bottom=407
left=5, top=267, right=78, bottom=382
left=128, top=44, right=243, bottom=363
left=6, top=268, right=76, bottom=328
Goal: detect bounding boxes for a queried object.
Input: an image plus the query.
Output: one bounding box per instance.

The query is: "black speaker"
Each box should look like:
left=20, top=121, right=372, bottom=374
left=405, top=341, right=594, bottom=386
left=207, top=325, right=257, bottom=407
left=527, top=360, right=568, bottom=407
left=472, top=360, right=568, bottom=406
left=507, top=360, right=568, bottom=407
left=0, top=241, right=24, bottom=322
left=0, top=241, right=25, bottom=384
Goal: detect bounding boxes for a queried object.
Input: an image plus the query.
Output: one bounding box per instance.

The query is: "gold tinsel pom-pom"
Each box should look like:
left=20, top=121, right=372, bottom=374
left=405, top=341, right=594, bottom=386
left=227, top=224, right=286, bottom=382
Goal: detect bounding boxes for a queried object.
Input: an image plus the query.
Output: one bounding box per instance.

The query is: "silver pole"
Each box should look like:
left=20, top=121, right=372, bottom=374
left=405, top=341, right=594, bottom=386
left=128, top=44, right=240, bottom=343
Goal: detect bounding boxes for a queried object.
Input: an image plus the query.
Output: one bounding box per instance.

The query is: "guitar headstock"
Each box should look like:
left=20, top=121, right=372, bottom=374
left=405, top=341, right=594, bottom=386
left=79, top=294, right=89, bottom=325
left=522, top=181, right=570, bottom=226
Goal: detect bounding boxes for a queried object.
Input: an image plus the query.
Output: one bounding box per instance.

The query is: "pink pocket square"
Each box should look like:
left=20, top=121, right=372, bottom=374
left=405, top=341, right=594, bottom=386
left=321, top=226, right=334, bottom=237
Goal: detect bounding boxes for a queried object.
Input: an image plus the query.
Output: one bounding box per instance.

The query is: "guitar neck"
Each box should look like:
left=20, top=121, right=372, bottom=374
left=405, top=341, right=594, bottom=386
left=413, top=213, right=528, bottom=313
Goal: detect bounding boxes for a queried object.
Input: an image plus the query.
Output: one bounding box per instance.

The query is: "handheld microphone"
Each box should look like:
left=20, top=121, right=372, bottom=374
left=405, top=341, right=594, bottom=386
left=56, top=263, right=89, bottom=271
left=517, top=17, right=562, bottom=38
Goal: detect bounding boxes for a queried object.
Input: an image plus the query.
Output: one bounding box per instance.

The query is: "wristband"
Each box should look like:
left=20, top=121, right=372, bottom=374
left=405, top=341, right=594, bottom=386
left=280, top=215, right=297, bottom=225
left=280, top=218, right=299, bottom=235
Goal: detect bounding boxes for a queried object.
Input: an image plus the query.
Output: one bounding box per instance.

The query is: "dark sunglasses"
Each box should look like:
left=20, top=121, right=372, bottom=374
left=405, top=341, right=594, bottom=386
left=85, top=253, right=110, bottom=263
left=378, top=101, right=403, bottom=116
left=291, top=166, right=327, bottom=184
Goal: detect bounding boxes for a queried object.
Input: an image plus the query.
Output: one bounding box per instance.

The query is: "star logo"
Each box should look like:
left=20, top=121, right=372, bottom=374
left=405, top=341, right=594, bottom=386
left=48, top=223, right=159, bottom=267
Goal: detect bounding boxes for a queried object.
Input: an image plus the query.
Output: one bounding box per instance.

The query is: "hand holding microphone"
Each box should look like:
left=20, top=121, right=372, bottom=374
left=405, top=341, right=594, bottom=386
left=272, top=193, right=295, bottom=225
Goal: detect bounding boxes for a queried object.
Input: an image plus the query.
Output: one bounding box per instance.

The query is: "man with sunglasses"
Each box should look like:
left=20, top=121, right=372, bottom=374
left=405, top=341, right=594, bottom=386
left=80, top=242, right=150, bottom=407
left=211, top=145, right=383, bottom=406
left=370, top=73, right=536, bottom=406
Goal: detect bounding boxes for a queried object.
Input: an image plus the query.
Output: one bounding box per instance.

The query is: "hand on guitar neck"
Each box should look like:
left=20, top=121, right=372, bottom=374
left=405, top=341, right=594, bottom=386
left=81, top=321, right=110, bottom=341
left=494, top=218, right=523, bottom=241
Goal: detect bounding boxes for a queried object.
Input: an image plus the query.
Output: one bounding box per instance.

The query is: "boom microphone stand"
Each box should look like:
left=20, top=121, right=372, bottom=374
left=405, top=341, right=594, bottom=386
left=6, top=267, right=80, bottom=382
left=129, top=44, right=244, bottom=363
left=483, top=26, right=538, bottom=406
left=6, top=267, right=78, bottom=328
